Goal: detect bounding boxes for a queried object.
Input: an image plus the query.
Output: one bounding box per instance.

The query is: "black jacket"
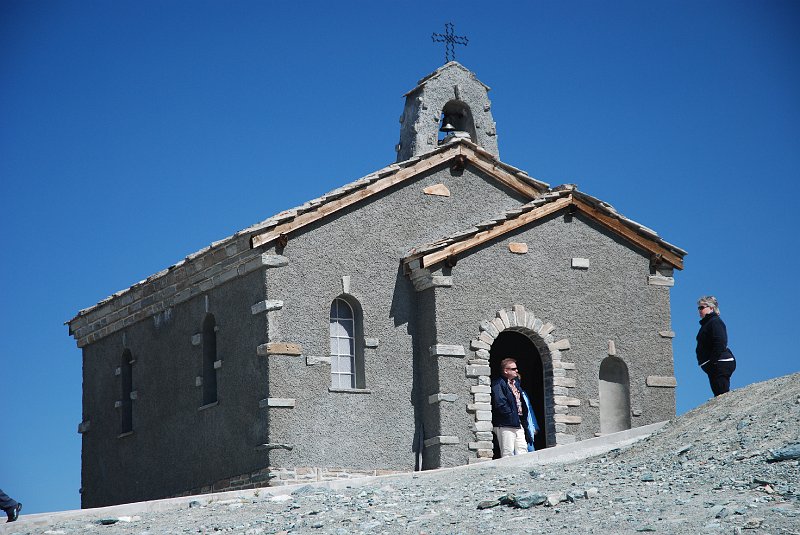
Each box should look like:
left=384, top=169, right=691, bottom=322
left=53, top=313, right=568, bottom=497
left=491, top=376, right=526, bottom=428
left=696, top=312, right=734, bottom=367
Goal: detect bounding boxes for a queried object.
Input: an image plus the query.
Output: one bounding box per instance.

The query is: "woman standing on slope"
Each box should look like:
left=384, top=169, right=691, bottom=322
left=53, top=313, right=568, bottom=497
left=696, top=296, right=736, bottom=396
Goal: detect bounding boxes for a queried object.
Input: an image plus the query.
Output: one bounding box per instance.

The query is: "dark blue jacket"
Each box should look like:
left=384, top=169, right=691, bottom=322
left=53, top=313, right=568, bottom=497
left=491, top=376, right=524, bottom=428
left=696, top=312, right=734, bottom=367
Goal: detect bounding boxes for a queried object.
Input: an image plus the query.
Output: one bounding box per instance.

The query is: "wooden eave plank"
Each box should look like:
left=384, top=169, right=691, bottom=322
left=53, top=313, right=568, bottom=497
left=420, top=196, right=572, bottom=268
left=572, top=198, right=684, bottom=270
left=250, top=148, right=461, bottom=249
left=460, top=146, right=543, bottom=199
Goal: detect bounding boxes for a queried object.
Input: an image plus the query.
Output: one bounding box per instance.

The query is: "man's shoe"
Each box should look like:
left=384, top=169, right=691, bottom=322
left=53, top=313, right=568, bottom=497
left=6, top=503, right=21, bottom=522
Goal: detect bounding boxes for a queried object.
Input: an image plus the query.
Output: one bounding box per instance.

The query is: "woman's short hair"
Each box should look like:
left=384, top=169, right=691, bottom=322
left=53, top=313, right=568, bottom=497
left=698, top=295, right=719, bottom=314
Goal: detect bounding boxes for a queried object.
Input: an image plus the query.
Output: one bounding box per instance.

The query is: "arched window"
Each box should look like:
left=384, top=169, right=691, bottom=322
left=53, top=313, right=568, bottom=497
left=599, top=356, right=632, bottom=434
left=202, top=313, right=218, bottom=405
left=120, top=349, right=133, bottom=434
left=329, top=297, right=364, bottom=389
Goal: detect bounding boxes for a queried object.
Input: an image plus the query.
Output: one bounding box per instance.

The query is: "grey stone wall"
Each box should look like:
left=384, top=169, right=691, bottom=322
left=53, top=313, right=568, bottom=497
left=255, top=164, right=528, bottom=475
left=80, top=269, right=270, bottom=508
left=421, top=211, right=676, bottom=463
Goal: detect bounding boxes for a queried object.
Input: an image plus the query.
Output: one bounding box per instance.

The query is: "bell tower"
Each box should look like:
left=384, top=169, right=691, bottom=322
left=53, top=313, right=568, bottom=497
left=396, top=62, right=499, bottom=162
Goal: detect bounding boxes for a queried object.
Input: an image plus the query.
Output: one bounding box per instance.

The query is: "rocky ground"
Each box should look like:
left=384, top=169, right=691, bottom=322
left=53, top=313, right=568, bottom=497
left=7, top=373, right=800, bottom=535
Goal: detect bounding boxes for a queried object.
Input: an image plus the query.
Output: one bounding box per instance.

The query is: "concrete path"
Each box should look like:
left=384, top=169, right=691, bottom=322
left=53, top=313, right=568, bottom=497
left=2, top=421, right=666, bottom=532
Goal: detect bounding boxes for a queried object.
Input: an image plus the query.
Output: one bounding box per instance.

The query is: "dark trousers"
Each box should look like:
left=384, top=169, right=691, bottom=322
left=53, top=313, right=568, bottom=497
left=0, top=488, right=17, bottom=511
left=705, top=360, right=736, bottom=396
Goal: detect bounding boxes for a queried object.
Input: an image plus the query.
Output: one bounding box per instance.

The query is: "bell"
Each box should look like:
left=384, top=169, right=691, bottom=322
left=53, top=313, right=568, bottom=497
left=439, top=121, right=456, bottom=133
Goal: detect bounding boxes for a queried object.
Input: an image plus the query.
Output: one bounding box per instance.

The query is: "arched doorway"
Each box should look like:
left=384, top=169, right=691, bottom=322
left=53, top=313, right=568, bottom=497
left=599, top=356, right=631, bottom=434
left=489, top=330, right=548, bottom=453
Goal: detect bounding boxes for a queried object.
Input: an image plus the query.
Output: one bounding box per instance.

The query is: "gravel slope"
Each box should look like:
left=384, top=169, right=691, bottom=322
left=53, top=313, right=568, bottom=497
left=7, top=373, right=799, bottom=535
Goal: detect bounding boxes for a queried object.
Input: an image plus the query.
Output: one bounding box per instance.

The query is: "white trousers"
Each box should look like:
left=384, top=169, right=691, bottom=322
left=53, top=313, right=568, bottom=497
left=493, top=425, right=527, bottom=457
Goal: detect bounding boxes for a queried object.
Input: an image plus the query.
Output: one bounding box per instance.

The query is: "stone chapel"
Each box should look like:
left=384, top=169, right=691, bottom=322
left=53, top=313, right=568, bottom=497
left=68, top=61, right=686, bottom=508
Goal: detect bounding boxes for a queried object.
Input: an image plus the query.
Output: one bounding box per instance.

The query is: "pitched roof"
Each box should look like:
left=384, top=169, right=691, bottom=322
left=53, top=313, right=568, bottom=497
left=248, top=139, right=549, bottom=248
left=402, top=185, right=686, bottom=271
left=68, top=139, right=549, bottom=324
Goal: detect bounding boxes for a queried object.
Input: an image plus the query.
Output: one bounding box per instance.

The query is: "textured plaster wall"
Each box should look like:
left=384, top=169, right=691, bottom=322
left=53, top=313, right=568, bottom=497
left=428, top=212, right=676, bottom=449
left=80, top=270, right=269, bottom=508
left=258, top=164, right=527, bottom=473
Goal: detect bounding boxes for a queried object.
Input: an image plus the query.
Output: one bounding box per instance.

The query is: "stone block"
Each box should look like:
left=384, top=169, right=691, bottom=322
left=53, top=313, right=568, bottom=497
left=474, top=393, right=491, bottom=403
left=195, top=376, right=203, bottom=387
left=553, top=377, right=576, bottom=388
left=468, top=359, right=490, bottom=366
left=539, top=322, right=555, bottom=335
left=428, top=393, right=458, bottom=404
left=478, top=331, right=494, bottom=345
left=555, top=405, right=568, bottom=414
left=474, top=421, right=493, bottom=432
left=553, top=386, right=569, bottom=396
left=474, top=348, right=490, bottom=359
left=508, top=242, right=528, bottom=254
left=260, top=254, right=290, bottom=268
left=475, top=431, right=493, bottom=441
left=550, top=338, right=571, bottom=351
left=554, top=414, right=582, bottom=424
left=251, top=300, right=284, bottom=315
left=552, top=368, right=566, bottom=378
left=466, top=365, right=491, bottom=377
left=553, top=395, right=581, bottom=407
left=497, top=309, right=511, bottom=328
left=213, top=359, right=223, bottom=369
left=588, top=398, right=600, bottom=407
left=471, top=385, right=491, bottom=394
left=555, top=423, right=566, bottom=432
left=658, top=330, right=676, bottom=338
left=647, top=274, right=674, bottom=287
left=261, top=398, right=296, bottom=408
left=478, top=376, right=490, bottom=386
left=78, top=421, right=90, bottom=434
left=490, top=317, right=505, bottom=334
left=468, top=441, right=494, bottom=450
left=364, top=338, right=379, bottom=348
left=429, top=344, right=466, bottom=357
left=607, top=340, right=616, bottom=356
left=646, top=375, right=677, bottom=388
left=571, top=257, right=590, bottom=269
left=467, top=402, right=492, bottom=412
left=475, top=410, right=493, bottom=421
left=423, top=435, right=459, bottom=448
left=423, top=183, right=451, bottom=196
left=257, top=342, right=302, bottom=356
left=560, top=361, right=576, bottom=370
left=341, top=275, right=351, bottom=294
left=470, top=339, right=491, bottom=351
left=479, top=320, right=499, bottom=338
left=129, top=390, right=138, bottom=400
left=191, top=334, right=202, bottom=346
left=305, top=355, right=331, bottom=366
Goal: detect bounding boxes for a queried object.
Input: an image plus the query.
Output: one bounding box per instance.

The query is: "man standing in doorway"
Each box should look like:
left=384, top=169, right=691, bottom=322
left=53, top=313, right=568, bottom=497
left=491, top=357, right=531, bottom=457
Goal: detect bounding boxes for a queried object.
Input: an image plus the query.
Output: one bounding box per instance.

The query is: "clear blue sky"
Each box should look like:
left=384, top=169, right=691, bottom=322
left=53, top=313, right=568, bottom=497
left=1, top=0, right=798, bottom=515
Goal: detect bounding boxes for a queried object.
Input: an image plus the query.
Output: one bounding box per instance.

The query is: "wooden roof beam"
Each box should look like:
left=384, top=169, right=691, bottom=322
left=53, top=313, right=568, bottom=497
left=571, top=198, right=684, bottom=270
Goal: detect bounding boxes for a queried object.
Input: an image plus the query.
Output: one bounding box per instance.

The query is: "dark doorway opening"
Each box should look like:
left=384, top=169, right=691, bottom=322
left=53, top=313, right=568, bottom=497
left=489, top=330, right=547, bottom=454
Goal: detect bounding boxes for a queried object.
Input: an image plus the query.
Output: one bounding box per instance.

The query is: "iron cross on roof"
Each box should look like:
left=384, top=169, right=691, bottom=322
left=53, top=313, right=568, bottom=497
left=432, top=22, right=468, bottom=63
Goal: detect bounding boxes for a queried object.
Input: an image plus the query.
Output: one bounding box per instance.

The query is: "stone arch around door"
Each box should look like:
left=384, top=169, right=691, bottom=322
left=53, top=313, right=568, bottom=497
left=467, top=304, right=578, bottom=462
